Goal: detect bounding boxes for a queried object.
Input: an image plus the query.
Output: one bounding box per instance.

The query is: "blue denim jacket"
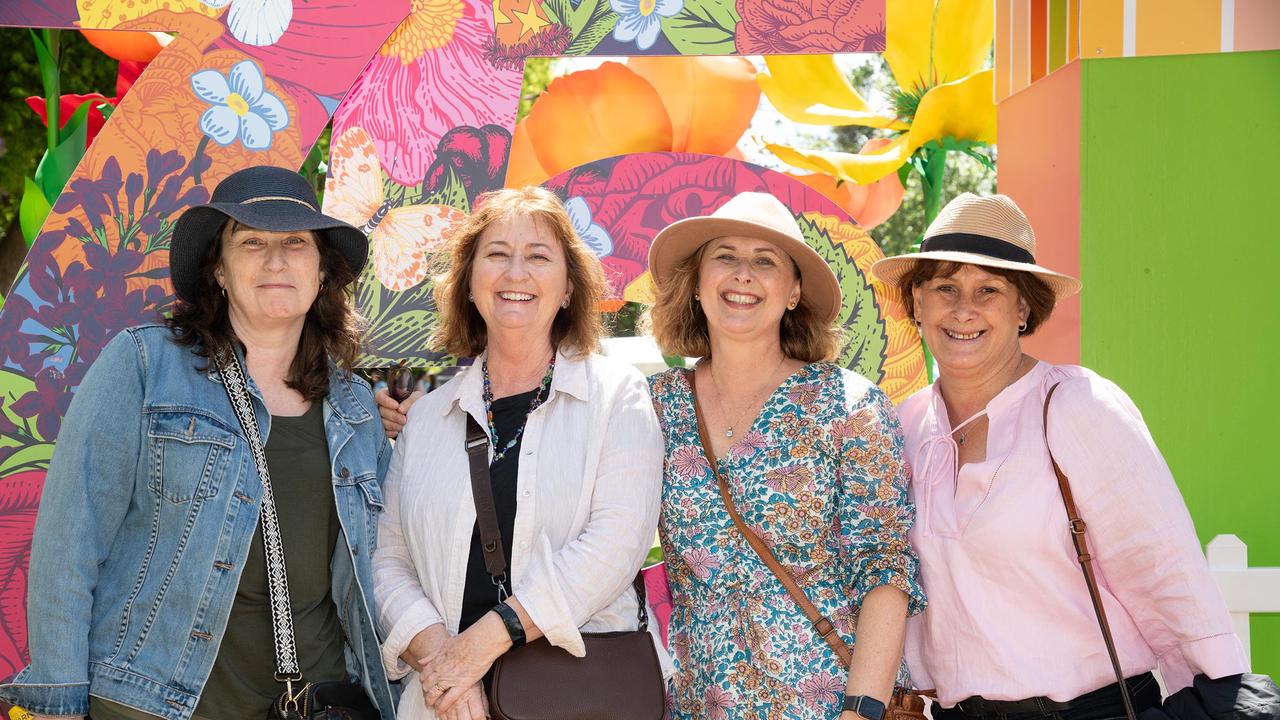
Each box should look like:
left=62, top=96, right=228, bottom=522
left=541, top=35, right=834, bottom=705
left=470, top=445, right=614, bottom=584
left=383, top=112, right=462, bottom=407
left=0, top=325, right=396, bottom=719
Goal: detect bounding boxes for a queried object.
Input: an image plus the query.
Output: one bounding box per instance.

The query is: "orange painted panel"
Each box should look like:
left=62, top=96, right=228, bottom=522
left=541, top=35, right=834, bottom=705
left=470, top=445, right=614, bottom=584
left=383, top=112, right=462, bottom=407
left=1068, top=0, right=1080, bottom=60
left=997, top=0, right=1012, bottom=101
left=996, top=61, right=1082, bottom=364
left=1031, top=0, right=1048, bottom=81
left=1236, top=0, right=1280, bottom=52
left=1081, top=0, right=1125, bottom=58
left=1013, top=0, right=1032, bottom=93
left=1135, top=0, right=1218, bottom=56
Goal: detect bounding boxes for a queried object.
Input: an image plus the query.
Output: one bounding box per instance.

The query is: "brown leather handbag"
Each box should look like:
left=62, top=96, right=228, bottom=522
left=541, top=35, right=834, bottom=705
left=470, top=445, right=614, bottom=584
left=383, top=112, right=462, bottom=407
left=463, top=415, right=665, bottom=720
left=688, top=370, right=933, bottom=720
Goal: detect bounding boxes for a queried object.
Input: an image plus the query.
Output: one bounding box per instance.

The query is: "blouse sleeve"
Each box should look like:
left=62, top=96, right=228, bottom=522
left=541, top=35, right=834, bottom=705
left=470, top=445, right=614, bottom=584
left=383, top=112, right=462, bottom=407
left=371, top=409, right=446, bottom=680
left=837, top=381, right=927, bottom=616
left=1047, top=375, right=1248, bottom=691
left=514, top=369, right=664, bottom=656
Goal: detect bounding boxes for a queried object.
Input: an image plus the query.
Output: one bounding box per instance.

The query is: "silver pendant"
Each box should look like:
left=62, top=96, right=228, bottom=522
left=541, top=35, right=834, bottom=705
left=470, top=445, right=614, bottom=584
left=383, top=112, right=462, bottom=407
left=725, top=428, right=734, bottom=438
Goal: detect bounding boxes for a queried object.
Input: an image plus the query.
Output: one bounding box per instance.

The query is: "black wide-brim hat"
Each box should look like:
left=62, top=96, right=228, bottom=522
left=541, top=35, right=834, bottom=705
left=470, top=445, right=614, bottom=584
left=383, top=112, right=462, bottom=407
left=170, top=165, right=368, bottom=302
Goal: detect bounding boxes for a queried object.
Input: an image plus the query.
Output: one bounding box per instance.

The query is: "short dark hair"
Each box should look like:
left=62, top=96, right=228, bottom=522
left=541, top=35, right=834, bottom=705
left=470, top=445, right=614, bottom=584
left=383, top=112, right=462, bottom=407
left=166, top=219, right=365, bottom=399
left=897, top=260, right=1056, bottom=336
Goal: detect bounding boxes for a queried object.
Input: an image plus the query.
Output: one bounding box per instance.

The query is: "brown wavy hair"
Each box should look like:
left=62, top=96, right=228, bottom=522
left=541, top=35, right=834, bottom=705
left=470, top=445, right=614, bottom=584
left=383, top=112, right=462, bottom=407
left=896, top=260, right=1056, bottom=336
left=646, top=243, right=841, bottom=362
left=166, top=219, right=366, bottom=399
left=432, top=186, right=606, bottom=358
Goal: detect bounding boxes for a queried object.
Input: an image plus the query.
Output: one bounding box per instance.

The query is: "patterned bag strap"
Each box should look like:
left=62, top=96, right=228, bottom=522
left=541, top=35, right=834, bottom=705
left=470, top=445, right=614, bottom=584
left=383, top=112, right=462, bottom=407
left=683, top=368, right=853, bottom=667
left=1043, top=383, right=1137, bottom=720
left=216, top=348, right=303, bottom=684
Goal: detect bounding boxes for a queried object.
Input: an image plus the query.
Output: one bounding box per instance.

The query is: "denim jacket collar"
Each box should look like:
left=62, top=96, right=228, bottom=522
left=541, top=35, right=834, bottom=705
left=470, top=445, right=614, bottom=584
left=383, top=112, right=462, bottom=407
left=205, top=343, right=372, bottom=425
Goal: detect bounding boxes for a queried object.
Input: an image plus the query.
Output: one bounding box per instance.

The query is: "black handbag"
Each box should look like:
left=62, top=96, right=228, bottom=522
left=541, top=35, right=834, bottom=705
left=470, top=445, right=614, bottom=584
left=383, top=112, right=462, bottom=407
left=1043, top=383, right=1278, bottom=720
left=463, top=414, right=665, bottom=720
left=216, top=350, right=380, bottom=720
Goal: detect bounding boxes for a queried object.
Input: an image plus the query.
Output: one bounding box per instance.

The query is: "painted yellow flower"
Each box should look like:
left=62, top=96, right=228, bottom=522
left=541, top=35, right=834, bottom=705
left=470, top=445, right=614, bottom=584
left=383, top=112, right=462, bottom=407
left=760, top=0, right=995, bottom=185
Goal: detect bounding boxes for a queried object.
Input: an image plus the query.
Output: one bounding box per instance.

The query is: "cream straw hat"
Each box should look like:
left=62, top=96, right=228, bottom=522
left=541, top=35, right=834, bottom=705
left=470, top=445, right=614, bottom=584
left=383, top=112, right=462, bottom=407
left=870, top=192, right=1081, bottom=300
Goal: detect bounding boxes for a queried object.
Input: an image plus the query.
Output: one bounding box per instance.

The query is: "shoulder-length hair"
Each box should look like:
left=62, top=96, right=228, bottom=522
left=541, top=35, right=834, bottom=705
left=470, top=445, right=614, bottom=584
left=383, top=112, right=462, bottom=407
left=432, top=186, right=606, bottom=358
left=646, top=243, right=841, bottom=362
left=166, top=219, right=365, bottom=399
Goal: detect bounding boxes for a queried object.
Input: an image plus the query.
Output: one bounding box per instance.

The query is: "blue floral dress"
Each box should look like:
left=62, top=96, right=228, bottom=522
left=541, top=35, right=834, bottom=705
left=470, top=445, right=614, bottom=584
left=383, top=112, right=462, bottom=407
left=649, top=363, right=926, bottom=720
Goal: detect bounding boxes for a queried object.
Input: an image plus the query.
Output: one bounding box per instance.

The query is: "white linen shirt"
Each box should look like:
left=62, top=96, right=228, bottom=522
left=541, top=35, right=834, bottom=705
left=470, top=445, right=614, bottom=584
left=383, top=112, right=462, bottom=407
left=373, top=349, right=664, bottom=717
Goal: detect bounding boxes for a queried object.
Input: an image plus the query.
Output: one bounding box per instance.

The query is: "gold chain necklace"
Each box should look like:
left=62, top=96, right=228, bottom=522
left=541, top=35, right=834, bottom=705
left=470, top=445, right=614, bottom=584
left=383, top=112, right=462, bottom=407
left=706, top=356, right=788, bottom=439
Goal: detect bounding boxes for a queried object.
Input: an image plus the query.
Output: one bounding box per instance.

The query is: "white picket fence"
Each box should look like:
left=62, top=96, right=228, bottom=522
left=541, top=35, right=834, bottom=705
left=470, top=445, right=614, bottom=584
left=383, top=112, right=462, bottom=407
left=1207, top=534, right=1280, bottom=663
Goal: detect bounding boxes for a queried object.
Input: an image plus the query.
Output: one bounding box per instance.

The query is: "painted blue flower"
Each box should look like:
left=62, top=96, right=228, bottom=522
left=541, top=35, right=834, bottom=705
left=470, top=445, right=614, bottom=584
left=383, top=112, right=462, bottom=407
left=566, top=196, right=613, bottom=258
left=202, top=0, right=293, bottom=46
left=190, top=60, right=289, bottom=151
left=610, top=0, right=683, bottom=51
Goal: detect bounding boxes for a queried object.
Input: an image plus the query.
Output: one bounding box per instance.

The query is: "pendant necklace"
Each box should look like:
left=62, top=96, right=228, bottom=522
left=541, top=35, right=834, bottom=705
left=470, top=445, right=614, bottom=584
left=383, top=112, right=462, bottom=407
left=707, top=356, right=788, bottom=439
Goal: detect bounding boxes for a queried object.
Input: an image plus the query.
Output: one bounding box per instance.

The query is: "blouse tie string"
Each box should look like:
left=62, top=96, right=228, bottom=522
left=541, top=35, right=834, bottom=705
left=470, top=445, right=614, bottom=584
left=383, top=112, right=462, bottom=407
left=915, top=409, right=988, bottom=537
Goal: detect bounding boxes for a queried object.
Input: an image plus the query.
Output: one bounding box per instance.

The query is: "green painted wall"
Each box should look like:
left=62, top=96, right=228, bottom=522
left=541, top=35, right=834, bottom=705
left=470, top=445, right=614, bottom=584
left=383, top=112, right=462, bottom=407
left=1080, top=50, right=1280, bottom=675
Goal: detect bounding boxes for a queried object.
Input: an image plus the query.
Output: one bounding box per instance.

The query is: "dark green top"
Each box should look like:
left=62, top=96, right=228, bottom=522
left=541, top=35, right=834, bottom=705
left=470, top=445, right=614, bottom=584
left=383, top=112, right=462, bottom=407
left=90, top=401, right=348, bottom=720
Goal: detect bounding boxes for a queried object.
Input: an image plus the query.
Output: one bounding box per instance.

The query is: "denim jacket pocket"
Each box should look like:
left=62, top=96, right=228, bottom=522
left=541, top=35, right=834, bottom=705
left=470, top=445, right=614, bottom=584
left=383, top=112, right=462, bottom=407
left=146, top=410, right=237, bottom=503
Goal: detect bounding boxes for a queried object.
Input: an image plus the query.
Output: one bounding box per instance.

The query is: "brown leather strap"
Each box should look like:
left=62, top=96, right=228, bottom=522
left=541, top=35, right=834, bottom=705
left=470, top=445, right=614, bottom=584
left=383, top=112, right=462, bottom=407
left=685, top=368, right=853, bottom=668
left=463, top=413, right=650, bottom=628
left=466, top=414, right=509, bottom=581
left=1043, top=383, right=1137, bottom=720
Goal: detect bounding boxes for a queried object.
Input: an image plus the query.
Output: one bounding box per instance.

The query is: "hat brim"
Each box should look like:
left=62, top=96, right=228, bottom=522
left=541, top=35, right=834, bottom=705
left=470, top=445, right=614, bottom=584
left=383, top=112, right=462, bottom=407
left=869, top=251, right=1082, bottom=301
left=170, top=200, right=369, bottom=302
left=648, top=216, right=842, bottom=324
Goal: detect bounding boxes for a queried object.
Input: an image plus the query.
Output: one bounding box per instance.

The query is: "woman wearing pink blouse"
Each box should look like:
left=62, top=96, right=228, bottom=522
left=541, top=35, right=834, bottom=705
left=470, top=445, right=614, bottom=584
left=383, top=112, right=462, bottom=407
left=870, top=193, right=1248, bottom=720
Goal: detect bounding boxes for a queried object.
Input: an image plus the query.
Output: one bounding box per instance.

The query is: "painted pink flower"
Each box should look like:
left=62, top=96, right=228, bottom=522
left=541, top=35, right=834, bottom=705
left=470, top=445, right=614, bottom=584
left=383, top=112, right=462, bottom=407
left=670, top=445, right=709, bottom=480
left=704, top=685, right=738, bottom=720
left=334, top=0, right=522, bottom=186
left=680, top=547, right=721, bottom=581
left=797, top=672, right=844, bottom=706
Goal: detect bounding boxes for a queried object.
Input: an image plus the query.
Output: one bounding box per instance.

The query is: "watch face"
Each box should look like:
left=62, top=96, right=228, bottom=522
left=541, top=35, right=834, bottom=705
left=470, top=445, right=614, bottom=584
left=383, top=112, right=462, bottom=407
left=844, top=695, right=886, bottom=720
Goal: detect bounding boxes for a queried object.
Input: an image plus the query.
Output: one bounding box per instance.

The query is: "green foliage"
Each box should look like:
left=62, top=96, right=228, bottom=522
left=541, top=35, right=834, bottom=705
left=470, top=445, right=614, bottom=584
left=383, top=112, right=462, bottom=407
left=518, top=58, right=553, bottom=122
left=659, top=0, right=740, bottom=55
left=0, top=28, right=116, bottom=239
left=543, top=0, right=617, bottom=54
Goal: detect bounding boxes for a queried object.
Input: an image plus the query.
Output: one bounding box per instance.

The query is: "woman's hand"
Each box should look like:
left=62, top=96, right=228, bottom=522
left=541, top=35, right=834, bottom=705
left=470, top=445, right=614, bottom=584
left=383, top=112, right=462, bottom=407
left=419, top=612, right=512, bottom=713
left=376, top=388, right=423, bottom=439
left=439, top=682, right=489, bottom=720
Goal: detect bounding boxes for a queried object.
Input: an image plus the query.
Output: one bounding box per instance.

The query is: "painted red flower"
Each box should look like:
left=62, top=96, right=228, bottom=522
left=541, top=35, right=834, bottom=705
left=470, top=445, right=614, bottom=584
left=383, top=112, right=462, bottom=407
left=735, top=0, right=885, bottom=54
left=0, top=470, right=44, bottom=681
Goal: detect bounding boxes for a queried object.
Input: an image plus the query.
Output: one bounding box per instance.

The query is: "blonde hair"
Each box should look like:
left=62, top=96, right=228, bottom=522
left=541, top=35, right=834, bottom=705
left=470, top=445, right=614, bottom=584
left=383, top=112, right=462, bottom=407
left=432, top=187, right=606, bottom=357
left=646, top=244, right=841, bottom=362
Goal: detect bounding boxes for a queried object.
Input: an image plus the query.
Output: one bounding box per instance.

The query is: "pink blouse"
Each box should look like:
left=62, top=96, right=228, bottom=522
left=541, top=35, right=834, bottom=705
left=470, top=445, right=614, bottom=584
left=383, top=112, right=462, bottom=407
left=899, top=361, right=1247, bottom=706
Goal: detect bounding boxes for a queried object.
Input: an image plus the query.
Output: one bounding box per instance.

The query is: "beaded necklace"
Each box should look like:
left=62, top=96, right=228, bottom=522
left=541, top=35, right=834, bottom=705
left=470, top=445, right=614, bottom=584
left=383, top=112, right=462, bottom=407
left=481, top=354, right=556, bottom=466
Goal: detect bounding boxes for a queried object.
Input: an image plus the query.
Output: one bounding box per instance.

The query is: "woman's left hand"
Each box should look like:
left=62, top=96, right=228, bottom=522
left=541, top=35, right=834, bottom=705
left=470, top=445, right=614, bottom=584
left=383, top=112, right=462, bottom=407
left=419, top=617, right=510, bottom=713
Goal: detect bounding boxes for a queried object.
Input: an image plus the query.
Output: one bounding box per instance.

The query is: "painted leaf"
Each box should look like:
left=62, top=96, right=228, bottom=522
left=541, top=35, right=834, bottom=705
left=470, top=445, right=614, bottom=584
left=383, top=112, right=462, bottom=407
left=796, top=214, right=887, bottom=381
left=658, top=0, right=739, bottom=55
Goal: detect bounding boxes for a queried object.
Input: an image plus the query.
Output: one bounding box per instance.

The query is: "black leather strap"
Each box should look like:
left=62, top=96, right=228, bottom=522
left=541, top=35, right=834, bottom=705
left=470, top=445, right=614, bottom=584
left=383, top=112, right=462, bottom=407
left=493, top=602, right=527, bottom=647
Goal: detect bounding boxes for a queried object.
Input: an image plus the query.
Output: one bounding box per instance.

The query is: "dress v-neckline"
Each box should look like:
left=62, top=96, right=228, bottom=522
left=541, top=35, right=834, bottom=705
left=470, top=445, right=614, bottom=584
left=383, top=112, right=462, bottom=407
left=684, top=363, right=814, bottom=466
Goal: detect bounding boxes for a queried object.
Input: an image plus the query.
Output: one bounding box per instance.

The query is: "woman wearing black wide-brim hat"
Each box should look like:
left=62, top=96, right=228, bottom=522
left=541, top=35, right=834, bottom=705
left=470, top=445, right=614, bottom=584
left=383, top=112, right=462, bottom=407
left=0, top=166, right=398, bottom=720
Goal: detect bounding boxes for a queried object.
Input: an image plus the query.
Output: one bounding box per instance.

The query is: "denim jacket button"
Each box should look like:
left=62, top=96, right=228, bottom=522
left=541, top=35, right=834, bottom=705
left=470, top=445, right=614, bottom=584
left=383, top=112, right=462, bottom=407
left=340, top=467, right=350, bottom=478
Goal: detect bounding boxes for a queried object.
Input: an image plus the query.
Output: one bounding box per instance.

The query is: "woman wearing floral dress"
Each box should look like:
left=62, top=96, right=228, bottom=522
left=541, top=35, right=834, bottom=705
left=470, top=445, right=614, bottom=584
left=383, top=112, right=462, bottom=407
left=645, top=192, right=926, bottom=719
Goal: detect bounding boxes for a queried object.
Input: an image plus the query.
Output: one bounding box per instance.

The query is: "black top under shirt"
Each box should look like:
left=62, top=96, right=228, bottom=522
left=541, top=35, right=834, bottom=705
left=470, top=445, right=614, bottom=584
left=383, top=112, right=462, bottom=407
left=459, top=388, right=538, bottom=632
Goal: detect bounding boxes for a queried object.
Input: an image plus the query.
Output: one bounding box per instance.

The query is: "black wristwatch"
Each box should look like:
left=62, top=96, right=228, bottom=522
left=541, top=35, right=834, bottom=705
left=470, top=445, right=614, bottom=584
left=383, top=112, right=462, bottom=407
left=493, top=601, right=526, bottom=648
left=843, top=695, right=886, bottom=720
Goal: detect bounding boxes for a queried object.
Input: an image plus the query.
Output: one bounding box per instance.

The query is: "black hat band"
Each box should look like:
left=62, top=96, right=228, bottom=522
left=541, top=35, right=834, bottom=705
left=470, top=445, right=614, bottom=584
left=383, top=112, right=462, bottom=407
left=920, top=232, right=1035, bottom=264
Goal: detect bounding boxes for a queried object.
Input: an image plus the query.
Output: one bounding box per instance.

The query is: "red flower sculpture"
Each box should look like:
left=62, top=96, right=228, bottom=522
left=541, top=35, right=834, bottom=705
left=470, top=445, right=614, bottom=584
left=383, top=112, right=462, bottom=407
left=734, top=0, right=885, bottom=54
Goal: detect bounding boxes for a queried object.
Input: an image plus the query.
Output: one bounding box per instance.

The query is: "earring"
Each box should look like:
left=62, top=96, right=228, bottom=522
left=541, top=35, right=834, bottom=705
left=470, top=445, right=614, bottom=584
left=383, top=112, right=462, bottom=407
left=561, top=297, right=570, bottom=309
left=468, top=292, right=474, bottom=302
left=693, top=292, right=700, bottom=301
left=221, top=286, right=227, bottom=297
left=787, top=302, right=797, bottom=310
left=1018, top=320, right=1028, bottom=333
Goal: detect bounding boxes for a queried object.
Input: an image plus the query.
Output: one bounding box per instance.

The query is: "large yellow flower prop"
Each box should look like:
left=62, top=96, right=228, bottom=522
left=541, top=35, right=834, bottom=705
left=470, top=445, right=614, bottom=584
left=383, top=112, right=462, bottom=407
left=760, top=0, right=995, bottom=189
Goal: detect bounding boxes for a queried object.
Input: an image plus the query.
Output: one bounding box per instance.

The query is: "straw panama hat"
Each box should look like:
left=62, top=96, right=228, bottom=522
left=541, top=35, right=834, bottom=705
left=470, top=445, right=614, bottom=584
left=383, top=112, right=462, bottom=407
left=870, top=192, right=1081, bottom=301
left=648, top=192, right=842, bottom=323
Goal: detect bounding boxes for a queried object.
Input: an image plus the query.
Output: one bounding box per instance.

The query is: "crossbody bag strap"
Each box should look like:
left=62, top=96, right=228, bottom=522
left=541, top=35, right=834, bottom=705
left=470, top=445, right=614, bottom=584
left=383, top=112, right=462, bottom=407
left=216, top=348, right=302, bottom=683
left=685, top=368, right=852, bottom=668
left=1043, top=383, right=1137, bottom=720
left=462, top=413, right=650, bottom=628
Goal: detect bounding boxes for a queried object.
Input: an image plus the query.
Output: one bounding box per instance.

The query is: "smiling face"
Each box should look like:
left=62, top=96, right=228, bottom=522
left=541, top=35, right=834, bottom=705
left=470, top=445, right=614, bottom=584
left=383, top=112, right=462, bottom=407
left=469, top=213, right=572, bottom=342
left=214, top=223, right=323, bottom=331
left=911, top=263, right=1029, bottom=376
left=696, top=235, right=802, bottom=347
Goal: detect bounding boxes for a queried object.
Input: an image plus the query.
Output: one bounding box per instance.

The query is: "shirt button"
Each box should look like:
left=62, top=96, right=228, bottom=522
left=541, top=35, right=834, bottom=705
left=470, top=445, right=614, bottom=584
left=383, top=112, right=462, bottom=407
left=340, top=467, right=350, bottom=478
left=523, top=448, right=533, bottom=455
left=522, top=490, right=531, bottom=498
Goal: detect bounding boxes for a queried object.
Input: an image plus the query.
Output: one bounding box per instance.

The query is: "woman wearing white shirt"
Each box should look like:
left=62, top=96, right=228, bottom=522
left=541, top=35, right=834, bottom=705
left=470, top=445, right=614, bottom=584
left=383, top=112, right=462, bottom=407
left=372, top=187, right=663, bottom=720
